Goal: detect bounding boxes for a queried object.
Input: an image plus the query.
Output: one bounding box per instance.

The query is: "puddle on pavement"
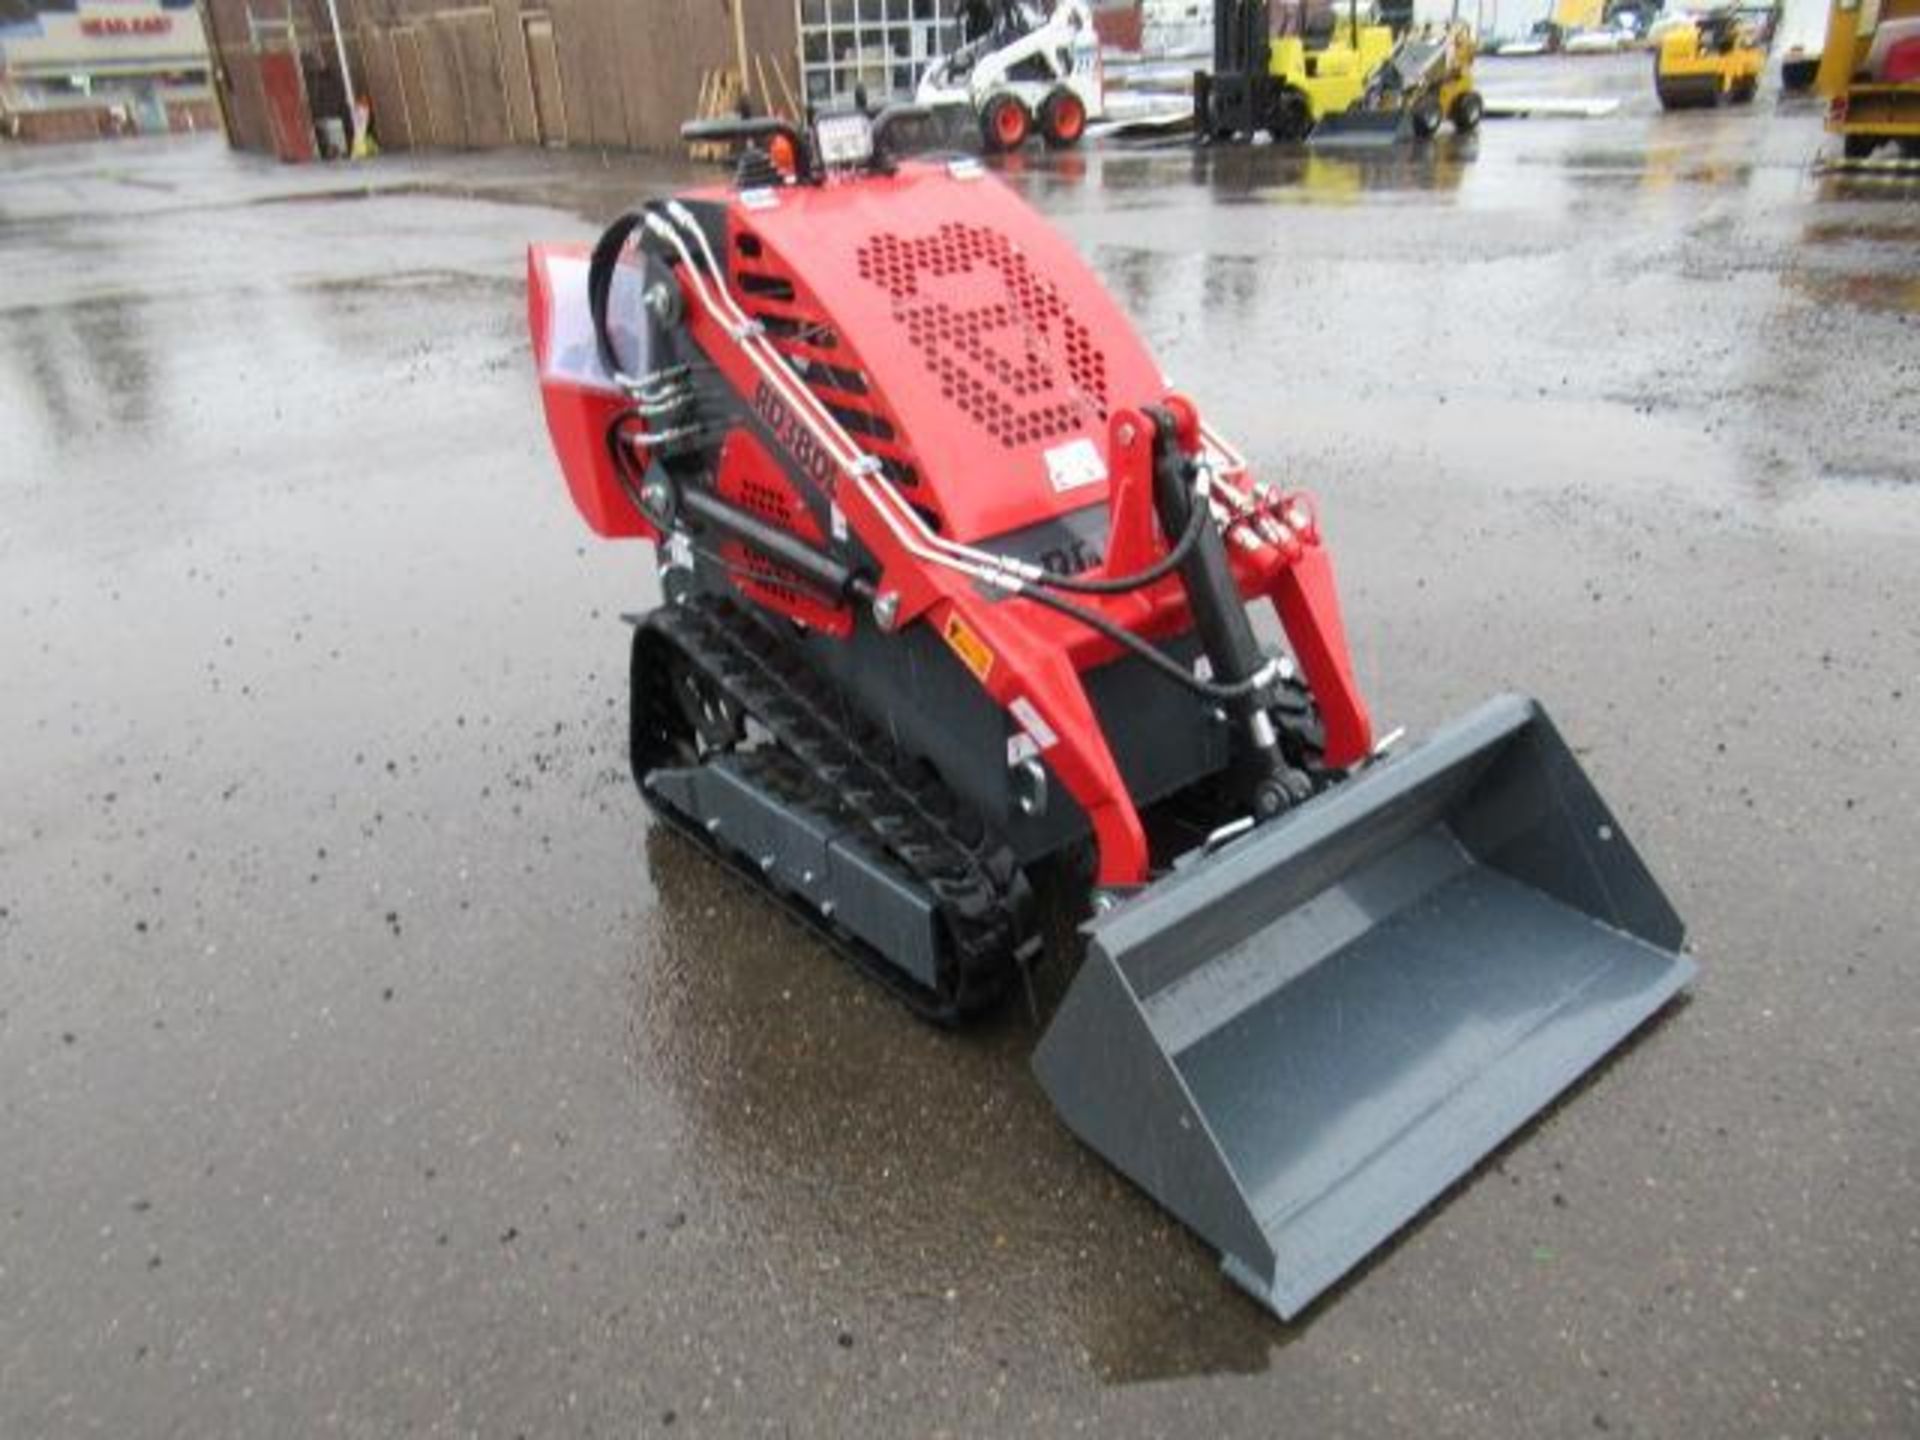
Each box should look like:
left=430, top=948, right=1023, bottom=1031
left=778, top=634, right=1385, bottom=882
left=990, top=136, right=1483, bottom=204
left=1196, top=143, right=1479, bottom=201
left=1800, top=218, right=1920, bottom=246
left=1559, top=147, right=1758, bottom=190
left=0, top=293, right=158, bottom=452
left=1783, top=269, right=1920, bottom=314
left=626, top=827, right=1293, bottom=1383
left=1813, top=170, right=1920, bottom=203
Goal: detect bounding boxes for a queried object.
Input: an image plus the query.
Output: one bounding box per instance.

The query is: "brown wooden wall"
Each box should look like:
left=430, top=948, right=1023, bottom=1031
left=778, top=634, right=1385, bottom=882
left=203, top=0, right=800, bottom=157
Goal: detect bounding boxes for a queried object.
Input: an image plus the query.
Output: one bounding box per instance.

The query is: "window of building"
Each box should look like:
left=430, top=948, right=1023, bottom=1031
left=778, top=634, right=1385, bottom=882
left=798, top=0, right=957, bottom=104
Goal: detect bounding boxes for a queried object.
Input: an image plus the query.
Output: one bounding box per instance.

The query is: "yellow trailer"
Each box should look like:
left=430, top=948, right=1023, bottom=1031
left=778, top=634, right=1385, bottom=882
left=1816, top=0, right=1920, bottom=159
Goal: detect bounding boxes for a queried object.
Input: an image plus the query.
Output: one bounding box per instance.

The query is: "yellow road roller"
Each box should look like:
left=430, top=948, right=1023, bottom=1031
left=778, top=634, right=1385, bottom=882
left=1654, top=4, right=1779, bottom=108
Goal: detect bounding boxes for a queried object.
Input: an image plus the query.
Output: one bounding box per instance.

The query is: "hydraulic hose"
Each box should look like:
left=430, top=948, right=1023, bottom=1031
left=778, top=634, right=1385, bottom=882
left=1015, top=582, right=1275, bottom=703
left=609, top=207, right=1278, bottom=704
left=1022, top=478, right=1210, bottom=596
left=604, top=407, right=654, bottom=516
left=587, top=210, right=650, bottom=381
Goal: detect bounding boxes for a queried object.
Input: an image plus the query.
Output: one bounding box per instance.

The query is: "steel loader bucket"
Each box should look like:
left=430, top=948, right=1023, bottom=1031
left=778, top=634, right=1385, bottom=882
left=1033, top=694, right=1692, bottom=1320
left=1306, top=106, right=1414, bottom=146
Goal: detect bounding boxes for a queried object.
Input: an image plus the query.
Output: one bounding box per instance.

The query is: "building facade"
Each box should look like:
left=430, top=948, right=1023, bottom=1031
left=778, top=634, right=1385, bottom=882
left=199, top=0, right=1144, bottom=161
left=0, top=0, right=217, bottom=141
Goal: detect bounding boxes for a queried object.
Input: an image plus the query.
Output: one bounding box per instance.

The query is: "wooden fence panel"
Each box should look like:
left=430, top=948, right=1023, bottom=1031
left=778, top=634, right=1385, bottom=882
left=219, top=49, right=277, bottom=154
left=356, top=23, right=415, bottom=146
left=548, top=0, right=596, bottom=147
left=619, top=0, right=732, bottom=152
left=215, top=0, right=801, bottom=155
left=523, top=15, right=568, bottom=143
left=582, top=0, right=628, bottom=148
left=416, top=16, right=469, bottom=145
left=491, top=0, right=537, bottom=142
left=613, top=0, right=653, bottom=149
left=449, top=9, right=510, bottom=146
left=394, top=27, right=438, bottom=145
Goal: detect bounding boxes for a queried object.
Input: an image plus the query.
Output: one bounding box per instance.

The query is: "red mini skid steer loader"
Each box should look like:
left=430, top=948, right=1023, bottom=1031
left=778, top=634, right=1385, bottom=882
left=529, top=108, right=1692, bottom=1320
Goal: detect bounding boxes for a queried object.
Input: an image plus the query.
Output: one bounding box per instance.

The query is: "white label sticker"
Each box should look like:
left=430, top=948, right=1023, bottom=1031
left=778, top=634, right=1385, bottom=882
left=739, top=187, right=780, bottom=210
left=1009, top=696, right=1058, bottom=752
left=1044, top=437, right=1108, bottom=494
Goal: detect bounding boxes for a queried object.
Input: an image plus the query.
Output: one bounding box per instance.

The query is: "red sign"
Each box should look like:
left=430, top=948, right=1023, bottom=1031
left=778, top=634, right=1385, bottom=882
left=80, top=14, right=173, bottom=35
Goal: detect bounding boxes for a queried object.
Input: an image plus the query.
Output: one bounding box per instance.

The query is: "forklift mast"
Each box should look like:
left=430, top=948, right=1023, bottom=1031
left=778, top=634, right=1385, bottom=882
left=1216, top=0, right=1271, bottom=72
left=1197, top=0, right=1274, bottom=135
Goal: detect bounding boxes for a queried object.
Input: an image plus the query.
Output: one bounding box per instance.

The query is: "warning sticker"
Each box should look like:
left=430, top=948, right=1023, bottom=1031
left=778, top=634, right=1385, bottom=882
left=943, top=614, right=995, bottom=682
left=1008, top=695, right=1058, bottom=751
left=1044, top=437, right=1108, bottom=494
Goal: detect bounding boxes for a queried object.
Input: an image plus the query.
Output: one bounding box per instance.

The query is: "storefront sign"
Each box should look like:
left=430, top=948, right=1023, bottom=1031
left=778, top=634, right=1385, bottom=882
left=79, top=15, right=173, bottom=36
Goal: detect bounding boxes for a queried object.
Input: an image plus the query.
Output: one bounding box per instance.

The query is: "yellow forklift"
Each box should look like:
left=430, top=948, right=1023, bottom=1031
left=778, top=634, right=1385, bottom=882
left=1268, top=17, right=1399, bottom=137
left=1195, top=0, right=1397, bottom=140
left=1653, top=4, right=1779, bottom=108
left=1816, top=0, right=1920, bottom=161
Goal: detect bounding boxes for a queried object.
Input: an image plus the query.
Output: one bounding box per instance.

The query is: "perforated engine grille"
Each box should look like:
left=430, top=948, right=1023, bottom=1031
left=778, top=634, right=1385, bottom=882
left=856, top=222, right=1109, bottom=450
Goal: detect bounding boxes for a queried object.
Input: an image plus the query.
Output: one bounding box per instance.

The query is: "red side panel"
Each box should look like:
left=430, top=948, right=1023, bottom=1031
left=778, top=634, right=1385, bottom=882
left=527, top=243, right=654, bottom=541
left=258, top=51, right=315, bottom=165
left=1884, top=36, right=1920, bottom=83
left=712, top=430, right=853, bottom=637
left=719, top=164, right=1167, bottom=545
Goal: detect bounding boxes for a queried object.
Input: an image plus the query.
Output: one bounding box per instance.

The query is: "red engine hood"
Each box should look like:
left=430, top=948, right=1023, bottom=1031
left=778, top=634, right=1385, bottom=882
left=703, top=162, right=1169, bottom=545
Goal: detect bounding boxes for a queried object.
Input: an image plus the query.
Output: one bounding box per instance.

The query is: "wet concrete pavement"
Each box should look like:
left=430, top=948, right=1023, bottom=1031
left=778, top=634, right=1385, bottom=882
left=3, top=53, right=1916, bottom=1436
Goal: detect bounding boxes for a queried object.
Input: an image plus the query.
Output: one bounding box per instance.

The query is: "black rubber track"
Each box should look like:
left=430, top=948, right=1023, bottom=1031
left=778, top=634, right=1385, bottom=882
left=629, top=593, right=1036, bottom=1023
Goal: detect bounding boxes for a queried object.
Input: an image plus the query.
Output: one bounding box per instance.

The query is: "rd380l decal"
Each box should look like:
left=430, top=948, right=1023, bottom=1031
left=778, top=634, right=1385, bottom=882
left=753, top=379, right=837, bottom=496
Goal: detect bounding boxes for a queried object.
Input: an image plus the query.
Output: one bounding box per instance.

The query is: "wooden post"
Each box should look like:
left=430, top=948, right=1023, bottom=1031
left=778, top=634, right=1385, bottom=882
left=731, top=0, right=752, bottom=108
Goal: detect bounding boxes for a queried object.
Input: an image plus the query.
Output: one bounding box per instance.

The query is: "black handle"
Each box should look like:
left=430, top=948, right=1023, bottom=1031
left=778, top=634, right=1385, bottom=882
left=679, top=116, right=803, bottom=147
left=679, top=117, right=812, bottom=180
left=870, top=102, right=932, bottom=135
left=588, top=209, right=648, bottom=379
left=868, top=103, right=936, bottom=167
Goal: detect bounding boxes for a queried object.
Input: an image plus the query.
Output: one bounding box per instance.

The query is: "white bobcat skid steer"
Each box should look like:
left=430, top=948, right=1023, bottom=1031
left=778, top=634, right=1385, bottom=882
left=916, top=0, right=1105, bottom=149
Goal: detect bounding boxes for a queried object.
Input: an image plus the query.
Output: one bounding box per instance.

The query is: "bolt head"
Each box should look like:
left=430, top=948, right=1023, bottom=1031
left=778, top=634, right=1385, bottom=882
left=872, top=591, right=901, bottom=630
left=644, top=281, right=681, bottom=325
